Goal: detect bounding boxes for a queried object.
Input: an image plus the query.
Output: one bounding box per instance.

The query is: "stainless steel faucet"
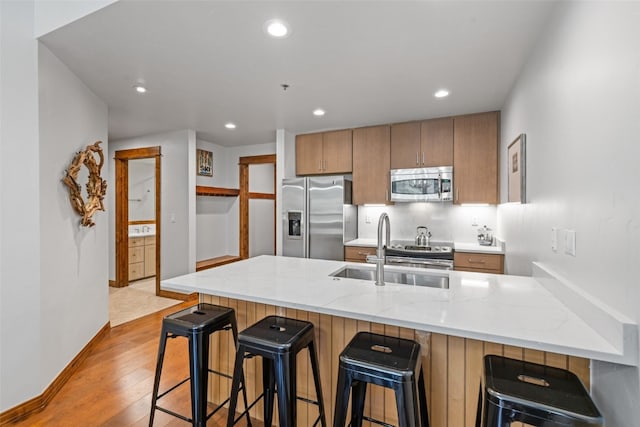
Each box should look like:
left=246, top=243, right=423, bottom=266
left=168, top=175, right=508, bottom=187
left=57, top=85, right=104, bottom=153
left=366, top=212, right=390, bottom=286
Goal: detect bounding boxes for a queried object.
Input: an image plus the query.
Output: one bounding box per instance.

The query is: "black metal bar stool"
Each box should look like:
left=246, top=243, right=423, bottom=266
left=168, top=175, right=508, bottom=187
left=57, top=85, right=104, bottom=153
left=333, top=332, right=429, bottom=427
left=149, top=303, right=252, bottom=427
left=226, top=315, right=327, bottom=427
left=476, top=355, right=603, bottom=427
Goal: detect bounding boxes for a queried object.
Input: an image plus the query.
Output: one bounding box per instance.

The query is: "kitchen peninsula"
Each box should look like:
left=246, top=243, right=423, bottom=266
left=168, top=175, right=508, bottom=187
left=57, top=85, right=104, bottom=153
left=162, top=255, right=636, bottom=427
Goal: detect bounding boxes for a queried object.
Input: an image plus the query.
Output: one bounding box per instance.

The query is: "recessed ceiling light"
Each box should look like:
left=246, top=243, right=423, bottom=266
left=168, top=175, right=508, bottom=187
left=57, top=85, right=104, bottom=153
left=225, top=123, right=236, bottom=129
left=313, top=109, right=325, bottom=116
left=133, top=84, right=147, bottom=93
left=434, top=89, right=449, bottom=98
left=265, top=19, right=289, bottom=38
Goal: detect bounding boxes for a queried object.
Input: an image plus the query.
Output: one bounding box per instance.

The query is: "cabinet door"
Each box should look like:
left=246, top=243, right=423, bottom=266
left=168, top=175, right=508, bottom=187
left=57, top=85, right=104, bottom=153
left=344, top=246, right=377, bottom=263
left=144, top=244, right=156, bottom=277
left=421, top=117, right=453, bottom=166
left=296, top=133, right=323, bottom=175
left=353, top=125, right=391, bottom=205
left=453, top=112, right=499, bottom=204
left=323, top=129, right=352, bottom=174
left=390, top=122, right=421, bottom=169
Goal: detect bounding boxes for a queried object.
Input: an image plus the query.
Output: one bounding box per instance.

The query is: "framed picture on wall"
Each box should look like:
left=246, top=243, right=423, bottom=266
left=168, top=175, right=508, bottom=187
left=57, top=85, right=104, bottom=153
left=197, top=149, right=213, bottom=177
left=507, top=133, right=526, bottom=203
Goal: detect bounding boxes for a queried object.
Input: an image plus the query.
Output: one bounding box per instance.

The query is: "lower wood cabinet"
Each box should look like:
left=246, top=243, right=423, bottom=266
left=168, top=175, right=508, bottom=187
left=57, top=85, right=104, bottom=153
left=454, top=252, right=504, bottom=274
left=344, top=246, right=376, bottom=263
left=128, top=235, right=156, bottom=281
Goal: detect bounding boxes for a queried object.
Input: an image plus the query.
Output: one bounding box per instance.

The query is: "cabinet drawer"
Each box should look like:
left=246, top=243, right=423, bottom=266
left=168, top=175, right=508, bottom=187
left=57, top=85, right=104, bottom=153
left=344, top=246, right=377, bottom=263
left=144, top=235, right=156, bottom=245
left=129, top=237, right=145, bottom=247
left=454, top=252, right=504, bottom=273
left=129, top=246, right=144, bottom=264
left=129, top=262, right=144, bottom=281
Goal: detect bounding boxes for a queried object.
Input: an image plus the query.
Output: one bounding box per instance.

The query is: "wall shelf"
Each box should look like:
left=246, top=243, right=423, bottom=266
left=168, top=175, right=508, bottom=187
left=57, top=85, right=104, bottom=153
left=196, top=255, right=242, bottom=271
left=196, top=186, right=239, bottom=197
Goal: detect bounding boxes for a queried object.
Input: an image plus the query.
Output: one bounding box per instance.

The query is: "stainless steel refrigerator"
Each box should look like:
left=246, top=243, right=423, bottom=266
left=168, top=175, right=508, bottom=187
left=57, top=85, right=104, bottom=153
left=282, top=176, right=357, bottom=260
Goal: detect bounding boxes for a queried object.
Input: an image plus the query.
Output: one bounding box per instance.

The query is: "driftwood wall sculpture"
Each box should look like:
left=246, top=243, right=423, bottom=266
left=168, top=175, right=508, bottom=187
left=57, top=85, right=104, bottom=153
left=63, top=141, right=107, bottom=227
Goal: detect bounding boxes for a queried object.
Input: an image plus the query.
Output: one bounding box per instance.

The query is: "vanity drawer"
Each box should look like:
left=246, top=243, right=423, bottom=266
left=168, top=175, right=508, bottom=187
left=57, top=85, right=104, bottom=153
left=129, top=237, right=145, bottom=247
left=454, top=252, right=504, bottom=274
left=144, top=235, right=156, bottom=245
left=129, top=246, right=144, bottom=264
left=345, top=246, right=376, bottom=263
left=129, top=262, right=144, bottom=281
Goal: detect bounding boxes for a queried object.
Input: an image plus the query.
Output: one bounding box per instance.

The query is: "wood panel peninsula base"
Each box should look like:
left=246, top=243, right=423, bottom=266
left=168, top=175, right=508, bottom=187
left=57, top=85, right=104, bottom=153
left=201, top=294, right=589, bottom=427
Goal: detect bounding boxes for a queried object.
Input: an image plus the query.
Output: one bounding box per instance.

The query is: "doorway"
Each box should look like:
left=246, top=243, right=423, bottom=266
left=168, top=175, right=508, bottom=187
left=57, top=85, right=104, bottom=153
left=114, top=147, right=160, bottom=292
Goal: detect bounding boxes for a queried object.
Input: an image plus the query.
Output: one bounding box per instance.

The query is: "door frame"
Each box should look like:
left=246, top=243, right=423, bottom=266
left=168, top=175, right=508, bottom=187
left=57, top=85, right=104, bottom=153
left=114, top=147, right=164, bottom=295
left=238, top=154, right=277, bottom=259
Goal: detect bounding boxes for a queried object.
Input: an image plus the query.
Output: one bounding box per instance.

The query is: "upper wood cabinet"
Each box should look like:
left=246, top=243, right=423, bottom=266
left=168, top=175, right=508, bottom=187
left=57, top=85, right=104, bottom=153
left=353, top=125, right=390, bottom=205
left=453, top=111, right=499, bottom=204
left=296, top=130, right=352, bottom=175
left=391, top=118, right=453, bottom=169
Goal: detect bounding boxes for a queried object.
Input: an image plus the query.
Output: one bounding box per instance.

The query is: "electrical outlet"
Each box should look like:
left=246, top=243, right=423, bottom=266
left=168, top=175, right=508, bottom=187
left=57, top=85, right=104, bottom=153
left=565, top=230, right=576, bottom=256
left=551, top=227, right=558, bottom=252
left=471, top=216, right=479, bottom=226
left=170, top=213, right=176, bottom=223
left=365, top=215, right=372, bottom=224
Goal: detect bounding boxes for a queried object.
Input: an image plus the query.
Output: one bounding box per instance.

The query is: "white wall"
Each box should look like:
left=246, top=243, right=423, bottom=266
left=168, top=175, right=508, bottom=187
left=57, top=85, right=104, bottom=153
left=0, top=0, right=43, bottom=411
left=34, top=0, right=117, bottom=38
left=128, top=159, right=155, bottom=221
left=108, top=130, right=194, bottom=280
left=497, top=2, right=640, bottom=423
left=38, top=44, right=109, bottom=392
left=1, top=1, right=109, bottom=411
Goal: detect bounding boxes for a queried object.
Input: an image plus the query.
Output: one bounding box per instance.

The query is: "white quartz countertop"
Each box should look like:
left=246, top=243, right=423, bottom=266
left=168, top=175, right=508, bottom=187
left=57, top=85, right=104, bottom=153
left=129, top=232, right=156, bottom=238
left=344, top=238, right=378, bottom=247
left=454, top=241, right=505, bottom=254
left=162, top=255, right=635, bottom=365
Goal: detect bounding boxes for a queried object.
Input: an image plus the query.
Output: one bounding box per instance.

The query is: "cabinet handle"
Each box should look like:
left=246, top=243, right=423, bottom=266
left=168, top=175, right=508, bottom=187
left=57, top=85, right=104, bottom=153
left=324, top=159, right=327, bottom=171
left=416, top=152, right=419, bottom=166
left=468, top=259, right=486, bottom=264
left=319, top=160, right=322, bottom=171
left=357, top=252, right=370, bottom=256
left=422, top=152, right=425, bottom=165
left=456, top=189, right=459, bottom=202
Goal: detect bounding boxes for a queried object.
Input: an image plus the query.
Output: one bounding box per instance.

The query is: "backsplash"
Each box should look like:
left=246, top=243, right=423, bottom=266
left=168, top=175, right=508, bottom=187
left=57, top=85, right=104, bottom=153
left=357, top=204, right=497, bottom=243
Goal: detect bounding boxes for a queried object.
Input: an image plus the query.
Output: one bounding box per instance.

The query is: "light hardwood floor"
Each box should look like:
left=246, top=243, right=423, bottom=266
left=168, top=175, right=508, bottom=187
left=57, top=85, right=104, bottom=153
left=8, top=302, right=260, bottom=427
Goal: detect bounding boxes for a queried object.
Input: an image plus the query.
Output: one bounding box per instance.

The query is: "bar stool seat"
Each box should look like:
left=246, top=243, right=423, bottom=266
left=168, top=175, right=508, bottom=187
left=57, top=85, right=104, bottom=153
left=477, top=355, right=603, bottom=427
left=149, top=303, right=251, bottom=427
left=227, top=315, right=327, bottom=427
left=333, top=331, right=429, bottom=427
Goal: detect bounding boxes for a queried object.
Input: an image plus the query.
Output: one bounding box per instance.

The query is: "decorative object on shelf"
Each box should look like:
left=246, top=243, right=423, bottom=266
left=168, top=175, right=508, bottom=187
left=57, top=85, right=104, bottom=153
left=197, top=148, right=213, bottom=176
left=507, top=133, right=526, bottom=203
left=63, top=141, right=107, bottom=227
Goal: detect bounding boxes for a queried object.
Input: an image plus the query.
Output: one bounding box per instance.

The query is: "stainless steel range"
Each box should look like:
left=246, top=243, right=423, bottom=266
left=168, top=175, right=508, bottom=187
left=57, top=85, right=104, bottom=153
left=385, top=241, right=454, bottom=270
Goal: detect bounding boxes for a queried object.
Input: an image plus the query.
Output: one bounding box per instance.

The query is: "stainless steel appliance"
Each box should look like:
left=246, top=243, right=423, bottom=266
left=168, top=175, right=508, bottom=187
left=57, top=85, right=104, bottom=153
left=384, top=241, right=454, bottom=270
left=390, top=166, right=453, bottom=202
left=415, top=226, right=431, bottom=246
left=282, top=176, right=357, bottom=261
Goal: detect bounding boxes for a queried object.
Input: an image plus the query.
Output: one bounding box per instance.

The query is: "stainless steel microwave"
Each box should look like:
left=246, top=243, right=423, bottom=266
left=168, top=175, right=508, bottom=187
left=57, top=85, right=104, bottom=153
left=390, top=166, right=453, bottom=202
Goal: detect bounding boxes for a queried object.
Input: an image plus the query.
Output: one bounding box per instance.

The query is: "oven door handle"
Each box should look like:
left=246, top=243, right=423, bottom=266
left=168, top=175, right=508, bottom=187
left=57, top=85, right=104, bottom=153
left=386, top=256, right=453, bottom=268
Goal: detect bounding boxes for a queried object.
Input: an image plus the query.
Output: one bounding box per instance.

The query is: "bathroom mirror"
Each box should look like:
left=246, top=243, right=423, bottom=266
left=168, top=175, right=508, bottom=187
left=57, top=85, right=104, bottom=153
left=63, top=141, right=107, bottom=227
left=128, top=158, right=155, bottom=222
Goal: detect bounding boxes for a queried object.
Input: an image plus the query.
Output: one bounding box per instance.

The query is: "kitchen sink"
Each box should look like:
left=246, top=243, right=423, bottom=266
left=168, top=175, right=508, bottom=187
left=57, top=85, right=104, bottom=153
left=330, top=266, right=449, bottom=289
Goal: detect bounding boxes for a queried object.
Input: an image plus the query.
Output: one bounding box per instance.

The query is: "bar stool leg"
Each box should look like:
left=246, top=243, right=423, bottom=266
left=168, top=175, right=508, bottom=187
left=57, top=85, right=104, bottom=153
left=395, top=379, right=420, bottom=427
left=229, top=316, right=253, bottom=427
left=333, top=366, right=350, bottom=427
left=417, top=369, right=429, bottom=427
left=351, top=380, right=367, bottom=427
left=262, top=357, right=276, bottom=427
left=227, top=345, right=247, bottom=427
left=189, top=331, right=209, bottom=427
left=149, top=326, right=169, bottom=427
left=308, top=340, right=327, bottom=427
left=274, top=353, right=296, bottom=427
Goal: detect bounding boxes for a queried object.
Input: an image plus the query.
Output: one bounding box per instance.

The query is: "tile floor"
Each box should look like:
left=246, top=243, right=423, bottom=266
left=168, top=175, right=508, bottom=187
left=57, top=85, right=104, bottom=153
left=109, top=277, right=182, bottom=326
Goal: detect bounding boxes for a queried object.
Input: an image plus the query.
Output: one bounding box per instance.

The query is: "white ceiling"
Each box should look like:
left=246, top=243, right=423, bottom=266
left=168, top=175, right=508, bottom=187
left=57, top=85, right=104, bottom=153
left=40, top=0, right=556, bottom=146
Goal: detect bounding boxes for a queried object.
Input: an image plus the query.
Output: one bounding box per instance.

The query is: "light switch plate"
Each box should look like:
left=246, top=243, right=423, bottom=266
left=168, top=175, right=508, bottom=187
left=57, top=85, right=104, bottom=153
left=551, top=227, right=558, bottom=252
left=565, top=229, right=576, bottom=256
